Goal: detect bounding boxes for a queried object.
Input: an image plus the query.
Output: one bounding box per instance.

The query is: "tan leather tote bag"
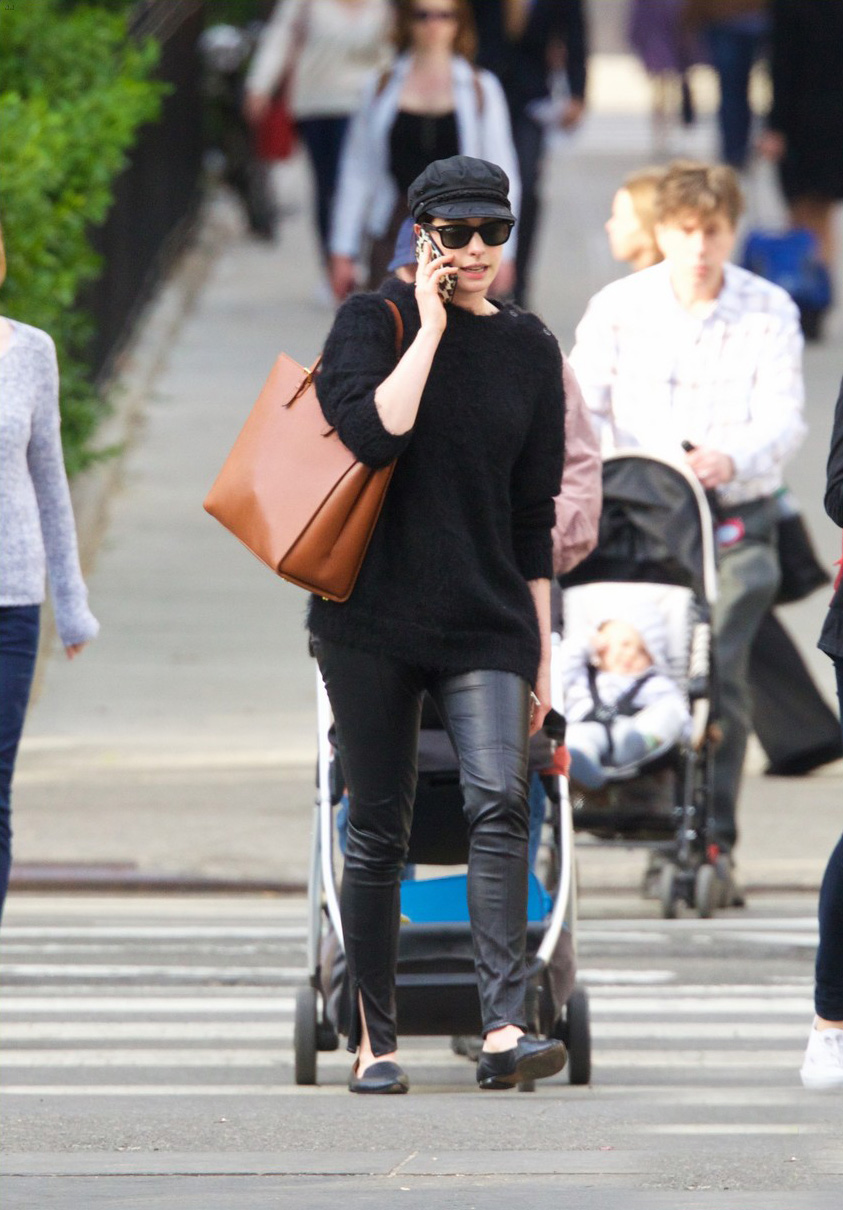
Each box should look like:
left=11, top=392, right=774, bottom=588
left=204, top=299, right=403, bottom=602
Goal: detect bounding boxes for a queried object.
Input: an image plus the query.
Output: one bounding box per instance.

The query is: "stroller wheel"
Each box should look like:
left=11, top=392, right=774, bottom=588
left=659, top=863, right=679, bottom=919
left=694, top=863, right=717, bottom=919
left=566, top=985, right=592, bottom=1085
left=294, top=984, right=318, bottom=1085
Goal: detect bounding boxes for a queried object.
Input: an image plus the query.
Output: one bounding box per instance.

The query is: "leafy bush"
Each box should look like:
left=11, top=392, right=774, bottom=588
left=0, top=1, right=166, bottom=474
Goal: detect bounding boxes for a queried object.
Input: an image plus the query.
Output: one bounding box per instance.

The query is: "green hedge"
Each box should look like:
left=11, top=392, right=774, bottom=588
left=0, top=1, right=166, bottom=474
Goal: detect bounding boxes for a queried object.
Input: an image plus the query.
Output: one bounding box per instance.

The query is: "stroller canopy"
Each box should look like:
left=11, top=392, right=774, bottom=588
left=561, top=452, right=717, bottom=604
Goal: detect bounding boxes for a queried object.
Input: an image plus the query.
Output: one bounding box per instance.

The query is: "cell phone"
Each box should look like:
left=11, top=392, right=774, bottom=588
left=414, top=227, right=458, bottom=305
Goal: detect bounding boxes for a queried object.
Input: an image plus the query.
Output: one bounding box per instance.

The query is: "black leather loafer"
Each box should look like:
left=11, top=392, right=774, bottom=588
left=476, top=1036, right=567, bottom=1089
left=348, top=1059, right=409, bottom=1095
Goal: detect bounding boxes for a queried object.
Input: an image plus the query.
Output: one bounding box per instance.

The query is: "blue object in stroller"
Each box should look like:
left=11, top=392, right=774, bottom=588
left=741, top=226, right=832, bottom=341
left=294, top=679, right=591, bottom=1088
left=559, top=451, right=725, bottom=919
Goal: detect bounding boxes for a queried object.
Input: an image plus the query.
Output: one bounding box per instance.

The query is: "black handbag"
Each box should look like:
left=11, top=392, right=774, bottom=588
left=775, top=510, right=829, bottom=605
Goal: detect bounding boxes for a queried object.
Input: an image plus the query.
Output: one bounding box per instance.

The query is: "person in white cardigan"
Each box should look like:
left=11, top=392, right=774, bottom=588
left=244, top=0, right=393, bottom=265
left=329, top=0, right=520, bottom=301
left=0, top=227, right=99, bottom=919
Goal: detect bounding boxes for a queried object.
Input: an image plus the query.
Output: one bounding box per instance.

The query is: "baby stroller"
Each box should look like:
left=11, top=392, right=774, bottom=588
left=293, top=667, right=591, bottom=1088
left=559, top=451, right=725, bottom=920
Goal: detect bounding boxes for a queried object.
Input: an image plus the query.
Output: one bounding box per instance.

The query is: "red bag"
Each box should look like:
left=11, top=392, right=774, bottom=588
left=256, top=92, right=297, bottom=161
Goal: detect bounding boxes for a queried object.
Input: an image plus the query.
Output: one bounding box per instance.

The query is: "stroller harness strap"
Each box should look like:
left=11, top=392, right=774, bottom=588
left=583, top=665, right=656, bottom=760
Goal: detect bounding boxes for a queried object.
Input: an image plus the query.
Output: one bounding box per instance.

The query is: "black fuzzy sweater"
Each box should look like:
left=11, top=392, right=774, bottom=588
left=307, top=278, right=565, bottom=685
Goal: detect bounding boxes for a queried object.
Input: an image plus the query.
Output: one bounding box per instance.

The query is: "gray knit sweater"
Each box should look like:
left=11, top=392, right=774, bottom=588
left=0, top=319, right=99, bottom=646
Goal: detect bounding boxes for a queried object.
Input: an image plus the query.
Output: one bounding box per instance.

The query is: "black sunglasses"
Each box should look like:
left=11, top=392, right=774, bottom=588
left=412, top=8, right=458, bottom=20
left=422, top=220, right=514, bottom=249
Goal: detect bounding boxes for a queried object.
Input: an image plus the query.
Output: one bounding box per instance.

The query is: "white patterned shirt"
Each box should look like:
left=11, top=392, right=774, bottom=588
left=569, top=261, right=806, bottom=507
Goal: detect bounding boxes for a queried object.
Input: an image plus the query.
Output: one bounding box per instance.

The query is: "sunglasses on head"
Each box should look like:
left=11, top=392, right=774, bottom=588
left=422, top=219, right=514, bottom=249
left=412, top=8, right=458, bottom=21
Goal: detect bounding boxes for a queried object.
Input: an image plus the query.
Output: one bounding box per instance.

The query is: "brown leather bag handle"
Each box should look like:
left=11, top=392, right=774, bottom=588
left=317, top=297, right=404, bottom=436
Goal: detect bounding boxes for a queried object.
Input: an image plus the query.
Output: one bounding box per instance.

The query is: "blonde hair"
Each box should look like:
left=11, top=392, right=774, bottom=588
left=621, top=166, right=666, bottom=266
left=655, top=159, right=745, bottom=227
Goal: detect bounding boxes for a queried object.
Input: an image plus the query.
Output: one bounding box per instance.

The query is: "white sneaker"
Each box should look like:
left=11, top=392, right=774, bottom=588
left=800, top=1024, right=843, bottom=1091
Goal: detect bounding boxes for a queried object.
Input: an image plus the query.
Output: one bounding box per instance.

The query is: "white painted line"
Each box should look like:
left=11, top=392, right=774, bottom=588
left=0, top=966, right=307, bottom=980
left=584, top=918, right=819, bottom=932
left=0, top=996, right=296, bottom=1014
left=0, top=1049, right=287, bottom=1067
left=588, top=997, right=812, bottom=1015
left=0, top=1085, right=343, bottom=1097
left=589, top=1022, right=810, bottom=1040
left=730, top=933, right=818, bottom=948
left=0, top=927, right=308, bottom=940
left=1, top=1023, right=295, bottom=1040
left=587, top=983, right=813, bottom=995
left=0, top=1046, right=805, bottom=1070
left=632, top=1124, right=830, bottom=1135
left=592, top=1050, right=803, bottom=1068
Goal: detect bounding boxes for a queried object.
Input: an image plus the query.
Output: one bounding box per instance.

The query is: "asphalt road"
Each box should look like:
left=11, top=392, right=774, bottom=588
left=2, top=891, right=842, bottom=1209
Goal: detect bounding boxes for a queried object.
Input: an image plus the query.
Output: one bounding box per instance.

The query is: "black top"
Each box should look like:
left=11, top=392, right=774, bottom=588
left=469, top=0, right=587, bottom=111
left=819, top=375, right=843, bottom=659
left=308, top=278, right=565, bottom=685
left=767, top=0, right=843, bottom=201
left=389, top=110, right=460, bottom=196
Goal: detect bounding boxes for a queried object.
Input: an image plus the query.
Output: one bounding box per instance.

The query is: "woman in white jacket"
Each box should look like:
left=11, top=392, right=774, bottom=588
left=329, top=0, right=520, bottom=300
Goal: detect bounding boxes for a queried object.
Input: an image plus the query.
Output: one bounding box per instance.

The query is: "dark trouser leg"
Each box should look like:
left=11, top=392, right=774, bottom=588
left=706, top=25, right=759, bottom=169
left=431, top=670, right=531, bottom=1034
left=749, top=612, right=843, bottom=773
left=816, top=831, right=843, bottom=1020
left=0, top=605, right=41, bottom=917
left=313, top=638, right=423, bottom=1056
left=815, top=663, right=843, bottom=1018
left=712, top=536, right=780, bottom=849
left=510, top=112, right=545, bottom=308
left=297, top=116, right=350, bottom=264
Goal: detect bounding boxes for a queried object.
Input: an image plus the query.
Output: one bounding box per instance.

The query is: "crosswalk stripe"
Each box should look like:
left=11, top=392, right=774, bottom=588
left=0, top=1020, right=810, bottom=1042
left=0, top=1046, right=805, bottom=1069
left=0, top=996, right=296, bottom=1014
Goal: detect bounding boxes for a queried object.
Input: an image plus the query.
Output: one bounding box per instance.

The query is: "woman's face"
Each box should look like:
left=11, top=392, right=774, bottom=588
left=427, top=216, right=507, bottom=300
left=605, top=188, right=648, bottom=265
left=409, top=2, right=459, bottom=52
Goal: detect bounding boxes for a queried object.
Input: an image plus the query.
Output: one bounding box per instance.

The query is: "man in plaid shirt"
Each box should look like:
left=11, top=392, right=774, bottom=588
left=570, top=159, right=806, bottom=878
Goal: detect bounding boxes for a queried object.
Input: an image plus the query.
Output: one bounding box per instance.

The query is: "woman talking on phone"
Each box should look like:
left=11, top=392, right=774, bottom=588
left=310, top=155, right=566, bottom=1094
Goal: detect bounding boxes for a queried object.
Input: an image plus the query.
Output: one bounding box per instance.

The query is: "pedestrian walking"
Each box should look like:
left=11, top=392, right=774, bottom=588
left=244, top=0, right=392, bottom=273
left=311, top=154, right=565, bottom=1093
left=570, top=160, right=806, bottom=883
left=0, top=227, right=99, bottom=920
left=604, top=166, right=841, bottom=780
left=468, top=0, right=587, bottom=308
left=605, top=166, right=667, bottom=272
left=757, top=0, right=843, bottom=336
left=683, top=0, right=769, bottom=170
left=329, top=0, right=520, bottom=301
left=628, top=0, right=701, bottom=143
left=801, top=374, right=843, bottom=1092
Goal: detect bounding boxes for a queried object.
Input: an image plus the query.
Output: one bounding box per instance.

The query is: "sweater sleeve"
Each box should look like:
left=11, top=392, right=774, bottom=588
left=315, top=292, right=413, bottom=469
left=510, top=330, right=565, bottom=581
left=552, top=355, right=602, bottom=575
left=27, top=337, right=99, bottom=647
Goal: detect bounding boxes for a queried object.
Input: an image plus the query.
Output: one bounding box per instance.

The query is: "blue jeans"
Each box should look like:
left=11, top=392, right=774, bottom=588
left=296, top=115, right=349, bottom=263
left=815, top=658, right=843, bottom=1019
left=0, top=605, right=40, bottom=917
left=706, top=23, right=764, bottom=169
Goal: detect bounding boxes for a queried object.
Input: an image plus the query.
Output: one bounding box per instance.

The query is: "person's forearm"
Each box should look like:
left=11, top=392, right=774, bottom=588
left=373, top=325, right=442, bottom=435
left=528, top=577, right=552, bottom=665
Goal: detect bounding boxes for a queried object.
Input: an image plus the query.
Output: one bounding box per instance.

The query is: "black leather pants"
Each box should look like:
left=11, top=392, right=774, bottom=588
left=313, top=637, right=532, bottom=1057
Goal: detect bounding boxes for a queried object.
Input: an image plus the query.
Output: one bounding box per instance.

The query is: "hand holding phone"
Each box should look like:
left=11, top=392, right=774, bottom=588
left=414, top=227, right=458, bottom=305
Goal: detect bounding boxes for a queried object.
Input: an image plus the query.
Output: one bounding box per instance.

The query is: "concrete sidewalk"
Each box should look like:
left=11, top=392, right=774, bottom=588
left=11, top=111, right=843, bottom=898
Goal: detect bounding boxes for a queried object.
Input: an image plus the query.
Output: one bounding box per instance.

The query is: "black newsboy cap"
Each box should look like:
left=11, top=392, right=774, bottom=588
left=408, top=155, right=515, bottom=223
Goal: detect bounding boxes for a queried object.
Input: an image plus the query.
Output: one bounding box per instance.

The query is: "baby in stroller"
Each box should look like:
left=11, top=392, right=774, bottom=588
left=562, top=610, right=691, bottom=790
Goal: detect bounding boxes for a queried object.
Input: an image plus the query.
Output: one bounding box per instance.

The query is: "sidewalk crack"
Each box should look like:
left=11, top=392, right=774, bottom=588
left=387, top=1151, right=418, bottom=1178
